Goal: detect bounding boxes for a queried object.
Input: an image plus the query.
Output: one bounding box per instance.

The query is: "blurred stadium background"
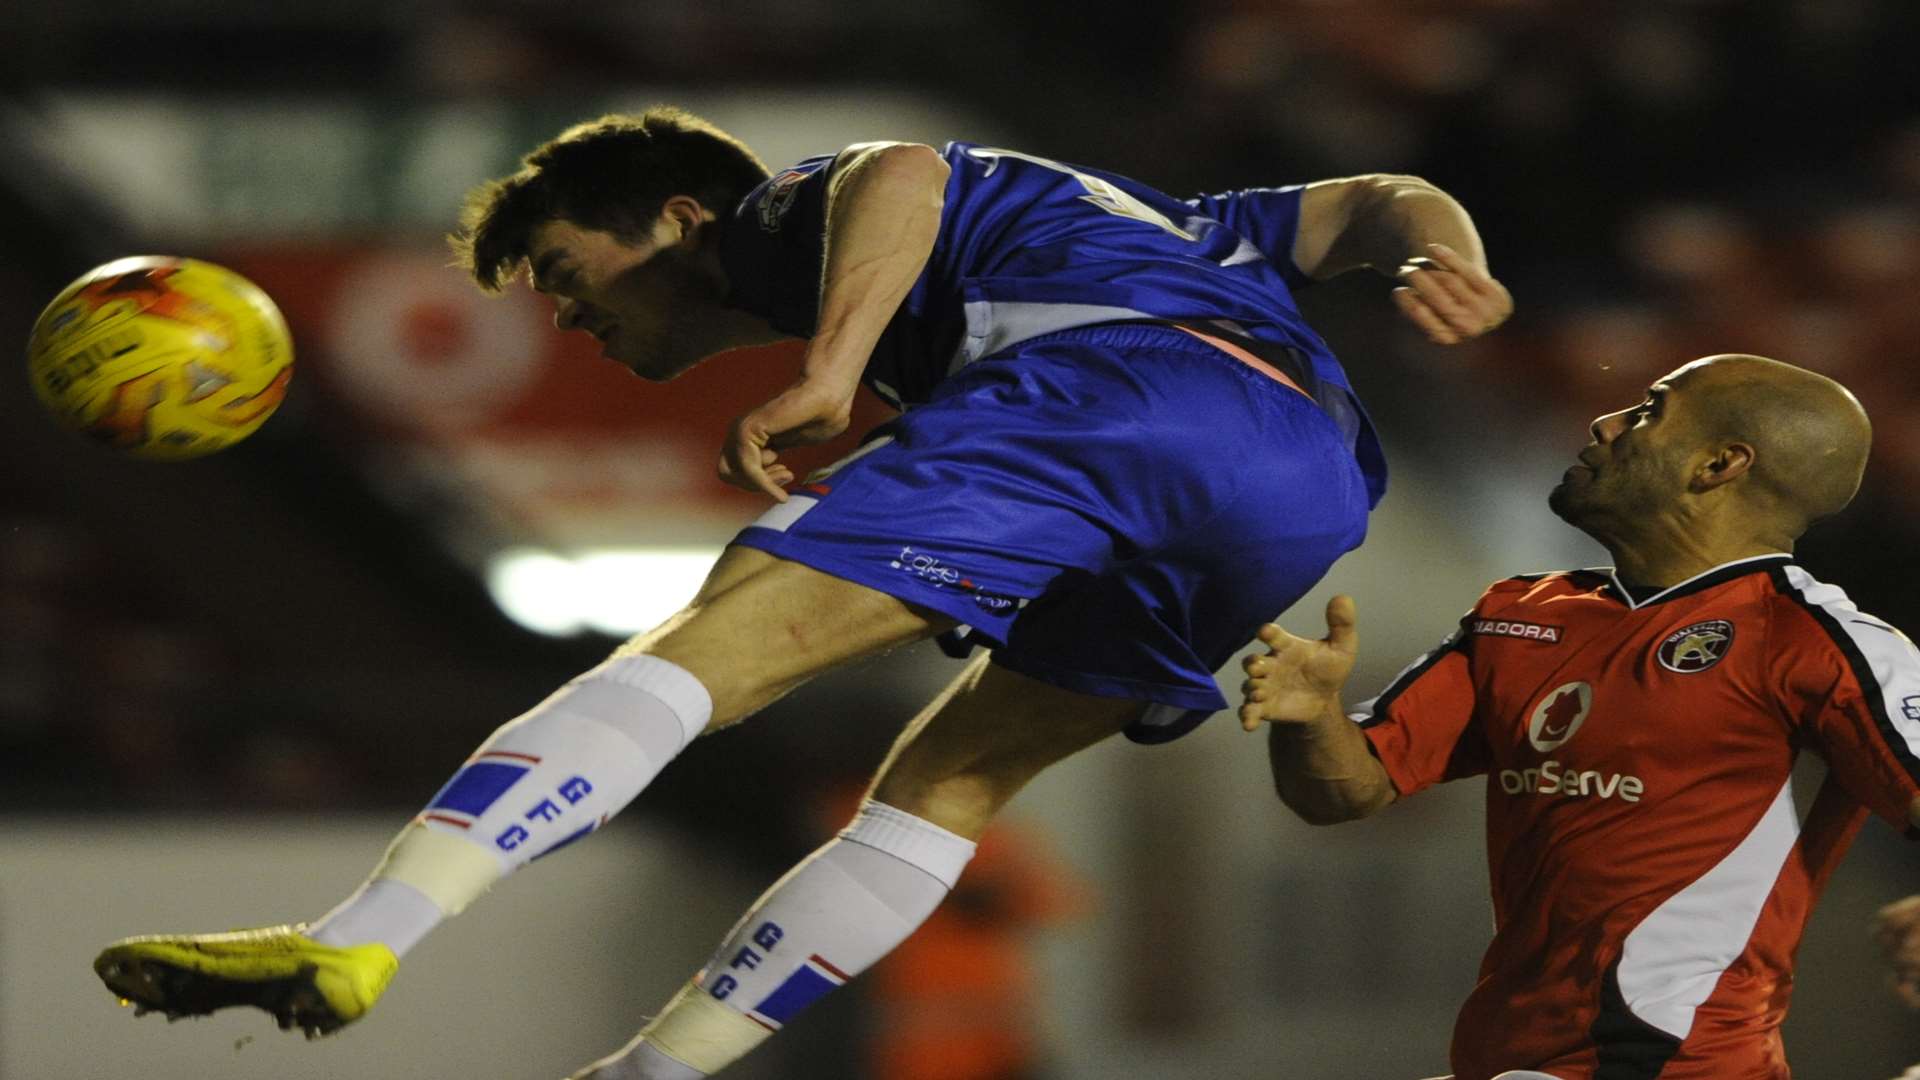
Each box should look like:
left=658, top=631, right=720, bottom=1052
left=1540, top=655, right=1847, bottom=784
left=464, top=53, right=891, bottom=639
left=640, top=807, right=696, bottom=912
left=2, top=1, right=1917, bottom=1077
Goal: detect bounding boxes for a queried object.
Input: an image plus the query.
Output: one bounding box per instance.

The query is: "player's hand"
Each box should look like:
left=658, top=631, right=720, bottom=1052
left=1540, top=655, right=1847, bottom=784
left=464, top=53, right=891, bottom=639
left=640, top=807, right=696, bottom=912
left=1392, top=242, right=1513, bottom=346
left=720, top=375, right=858, bottom=501
left=1238, top=594, right=1360, bottom=732
left=1874, top=894, right=1920, bottom=1008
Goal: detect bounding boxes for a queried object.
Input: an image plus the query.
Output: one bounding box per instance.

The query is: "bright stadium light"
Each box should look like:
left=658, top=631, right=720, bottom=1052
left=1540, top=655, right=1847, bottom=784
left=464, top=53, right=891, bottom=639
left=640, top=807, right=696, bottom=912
left=486, top=547, right=722, bottom=637
left=574, top=549, right=722, bottom=635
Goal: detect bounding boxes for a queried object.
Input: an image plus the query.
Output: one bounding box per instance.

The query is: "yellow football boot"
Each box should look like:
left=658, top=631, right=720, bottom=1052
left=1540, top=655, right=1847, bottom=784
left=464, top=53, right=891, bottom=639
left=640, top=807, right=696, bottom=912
left=94, top=924, right=397, bottom=1037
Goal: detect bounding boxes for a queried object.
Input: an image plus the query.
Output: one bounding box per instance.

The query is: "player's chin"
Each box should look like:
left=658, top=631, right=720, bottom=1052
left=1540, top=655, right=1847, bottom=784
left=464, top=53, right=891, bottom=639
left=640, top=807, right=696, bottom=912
left=616, top=348, right=685, bottom=383
left=1545, top=481, right=1586, bottom=524
left=634, top=343, right=716, bottom=383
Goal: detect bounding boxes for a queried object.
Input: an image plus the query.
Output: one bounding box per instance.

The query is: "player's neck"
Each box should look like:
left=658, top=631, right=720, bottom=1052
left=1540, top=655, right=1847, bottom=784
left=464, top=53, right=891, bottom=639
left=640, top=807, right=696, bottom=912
left=706, top=306, right=803, bottom=351
left=1605, top=536, right=1790, bottom=591
left=1596, top=500, right=1795, bottom=589
left=696, top=240, right=802, bottom=352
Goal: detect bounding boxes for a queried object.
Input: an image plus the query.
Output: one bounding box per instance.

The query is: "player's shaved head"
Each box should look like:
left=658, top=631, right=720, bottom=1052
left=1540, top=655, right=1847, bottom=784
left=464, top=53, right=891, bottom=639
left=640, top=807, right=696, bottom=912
left=1679, top=353, right=1872, bottom=536
left=1549, top=352, right=1873, bottom=563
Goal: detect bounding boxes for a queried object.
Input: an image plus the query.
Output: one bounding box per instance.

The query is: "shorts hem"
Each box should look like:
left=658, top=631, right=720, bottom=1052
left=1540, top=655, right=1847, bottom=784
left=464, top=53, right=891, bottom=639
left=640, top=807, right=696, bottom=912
left=988, top=647, right=1226, bottom=713
left=730, top=528, right=1023, bottom=638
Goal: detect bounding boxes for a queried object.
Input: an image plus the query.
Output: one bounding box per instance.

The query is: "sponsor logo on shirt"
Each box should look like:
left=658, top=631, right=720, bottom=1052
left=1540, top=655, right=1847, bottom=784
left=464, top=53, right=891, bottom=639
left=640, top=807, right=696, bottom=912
left=757, top=169, right=811, bottom=231
left=1903, top=695, right=1920, bottom=723
left=1499, top=759, right=1645, bottom=803
left=1506, top=682, right=1643, bottom=803
left=1472, top=618, right=1563, bottom=643
left=1527, top=681, right=1591, bottom=752
left=1657, top=619, right=1734, bottom=673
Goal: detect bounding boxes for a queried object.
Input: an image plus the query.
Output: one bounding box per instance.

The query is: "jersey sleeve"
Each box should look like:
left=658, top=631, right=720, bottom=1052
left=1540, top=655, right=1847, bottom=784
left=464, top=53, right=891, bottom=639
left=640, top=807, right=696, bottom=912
left=1355, top=609, right=1488, bottom=799
left=1774, top=599, right=1920, bottom=831
left=717, top=155, right=836, bottom=339
left=1184, top=186, right=1311, bottom=291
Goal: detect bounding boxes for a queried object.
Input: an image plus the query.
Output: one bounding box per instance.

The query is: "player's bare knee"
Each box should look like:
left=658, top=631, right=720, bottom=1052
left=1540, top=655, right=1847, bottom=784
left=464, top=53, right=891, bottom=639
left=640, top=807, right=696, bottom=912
left=871, top=771, right=1006, bottom=839
left=688, top=545, right=779, bottom=604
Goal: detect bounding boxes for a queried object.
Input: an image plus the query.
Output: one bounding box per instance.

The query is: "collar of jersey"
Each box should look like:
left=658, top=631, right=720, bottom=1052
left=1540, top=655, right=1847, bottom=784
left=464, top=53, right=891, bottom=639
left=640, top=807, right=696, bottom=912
left=1588, top=553, right=1795, bottom=610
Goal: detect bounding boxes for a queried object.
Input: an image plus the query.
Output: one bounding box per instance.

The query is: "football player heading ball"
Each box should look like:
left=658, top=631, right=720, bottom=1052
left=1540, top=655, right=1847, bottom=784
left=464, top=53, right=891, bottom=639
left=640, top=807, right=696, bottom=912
left=95, top=107, right=1511, bottom=1079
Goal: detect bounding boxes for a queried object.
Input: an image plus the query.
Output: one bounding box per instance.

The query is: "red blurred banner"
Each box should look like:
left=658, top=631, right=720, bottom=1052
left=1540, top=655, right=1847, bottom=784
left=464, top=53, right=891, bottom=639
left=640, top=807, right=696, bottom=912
left=218, top=243, right=895, bottom=550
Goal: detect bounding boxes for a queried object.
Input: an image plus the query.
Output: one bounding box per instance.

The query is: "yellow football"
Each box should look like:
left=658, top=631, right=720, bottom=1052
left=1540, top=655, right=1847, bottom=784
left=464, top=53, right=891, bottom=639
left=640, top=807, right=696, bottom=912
left=26, top=255, right=294, bottom=460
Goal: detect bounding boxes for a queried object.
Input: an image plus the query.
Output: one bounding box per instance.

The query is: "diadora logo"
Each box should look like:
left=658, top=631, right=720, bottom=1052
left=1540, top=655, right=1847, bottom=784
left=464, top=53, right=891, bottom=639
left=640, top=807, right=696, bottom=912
left=1527, top=682, right=1591, bottom=752
left=1657, top=619, right=1734, bottom=673
left=1472, top=618, right=1563, bottom=643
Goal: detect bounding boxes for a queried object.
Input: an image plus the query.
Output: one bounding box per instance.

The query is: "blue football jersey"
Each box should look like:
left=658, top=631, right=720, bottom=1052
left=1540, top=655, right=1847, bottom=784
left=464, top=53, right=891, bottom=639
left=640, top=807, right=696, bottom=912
left=718, top=142, right=1387, bottom=506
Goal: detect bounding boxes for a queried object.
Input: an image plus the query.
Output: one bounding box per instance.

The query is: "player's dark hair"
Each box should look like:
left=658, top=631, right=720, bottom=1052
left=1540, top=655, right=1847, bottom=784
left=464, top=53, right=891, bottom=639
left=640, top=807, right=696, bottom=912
left=451, top=107, right=770, bottom=291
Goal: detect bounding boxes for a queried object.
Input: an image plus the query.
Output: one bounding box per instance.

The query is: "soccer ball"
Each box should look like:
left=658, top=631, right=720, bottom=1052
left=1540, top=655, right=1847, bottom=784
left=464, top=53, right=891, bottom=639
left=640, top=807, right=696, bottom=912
left=25, top=255, right=294, bottom=460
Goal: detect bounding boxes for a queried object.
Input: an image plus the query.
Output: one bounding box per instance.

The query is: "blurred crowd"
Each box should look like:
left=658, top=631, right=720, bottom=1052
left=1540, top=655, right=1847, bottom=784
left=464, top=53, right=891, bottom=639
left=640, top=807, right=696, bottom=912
left=1173, top=0, right=1920, bottom=512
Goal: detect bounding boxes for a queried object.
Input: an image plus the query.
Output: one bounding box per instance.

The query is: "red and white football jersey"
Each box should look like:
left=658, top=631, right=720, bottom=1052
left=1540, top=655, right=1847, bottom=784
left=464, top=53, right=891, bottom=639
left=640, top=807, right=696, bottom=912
left=1359, top=555, right=1920, bottom=1079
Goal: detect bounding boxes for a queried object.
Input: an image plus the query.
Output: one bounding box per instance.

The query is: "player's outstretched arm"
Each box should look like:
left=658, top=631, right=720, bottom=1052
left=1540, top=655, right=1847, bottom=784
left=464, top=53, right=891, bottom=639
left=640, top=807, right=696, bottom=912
left=1241, top=595, right=1397, bottom=824
left=721, top=142, right=948, bottom=500
left=1294, top=175, right=1513, bottom=346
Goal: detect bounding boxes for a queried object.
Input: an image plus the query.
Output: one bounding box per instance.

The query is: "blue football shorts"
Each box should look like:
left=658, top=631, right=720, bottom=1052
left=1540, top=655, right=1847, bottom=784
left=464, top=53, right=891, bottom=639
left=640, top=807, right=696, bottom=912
left=731, top=322, right=1371, bottom=743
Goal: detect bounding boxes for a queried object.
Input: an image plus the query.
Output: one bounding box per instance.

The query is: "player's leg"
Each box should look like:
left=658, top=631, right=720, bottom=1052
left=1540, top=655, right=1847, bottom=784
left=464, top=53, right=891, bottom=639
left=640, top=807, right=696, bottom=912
left=566, top=326, right=1372, bottom=1076
left=94, top=547, right=952, bottom=1034
left=306, top=547, right=914, bottom=942
left=573, top=657, right=1141, bottom=1079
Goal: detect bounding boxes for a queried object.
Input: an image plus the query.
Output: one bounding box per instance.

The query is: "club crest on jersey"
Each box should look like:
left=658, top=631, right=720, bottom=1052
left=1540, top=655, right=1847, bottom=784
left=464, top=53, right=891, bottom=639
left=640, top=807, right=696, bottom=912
left=757, top=169, right=811, bottom=231
left=1528, top=681, right=1591, bottom=752
left=1657, top=619, right=1734, bottom=673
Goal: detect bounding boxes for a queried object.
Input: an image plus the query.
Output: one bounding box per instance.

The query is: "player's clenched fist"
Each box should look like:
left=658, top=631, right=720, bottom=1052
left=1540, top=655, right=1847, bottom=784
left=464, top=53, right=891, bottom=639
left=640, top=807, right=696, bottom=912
left=1393, top=242, right=1514, bottom=346
left=1874, top=894, right=1920, bottom=1008
left=720, top=375, right=857, bottom=501
left=1238, top=595, right=1360, bottom=732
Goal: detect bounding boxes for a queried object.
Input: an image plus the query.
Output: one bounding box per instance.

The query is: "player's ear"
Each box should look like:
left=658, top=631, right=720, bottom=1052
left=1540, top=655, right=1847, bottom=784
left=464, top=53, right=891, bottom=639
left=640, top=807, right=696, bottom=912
left=1692, top=441, right=1755, bottom=492
left=660, top=196, right=711, bottom=249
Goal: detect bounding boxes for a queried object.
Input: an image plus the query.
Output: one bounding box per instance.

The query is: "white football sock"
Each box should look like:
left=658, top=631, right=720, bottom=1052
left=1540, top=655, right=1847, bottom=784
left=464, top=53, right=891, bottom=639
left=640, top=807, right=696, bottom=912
left=575, top=1040, right=706, bottom=1080
left=610, top=801, right=977, bottom=1077
left=308, top=878, right=440, bottom=955
left=309, top=654, right=711, bottom=955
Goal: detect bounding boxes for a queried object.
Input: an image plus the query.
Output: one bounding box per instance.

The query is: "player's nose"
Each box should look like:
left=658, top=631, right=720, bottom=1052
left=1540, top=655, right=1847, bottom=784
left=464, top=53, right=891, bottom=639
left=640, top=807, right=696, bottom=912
left=1590, top=408, right=1628, bottom=444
